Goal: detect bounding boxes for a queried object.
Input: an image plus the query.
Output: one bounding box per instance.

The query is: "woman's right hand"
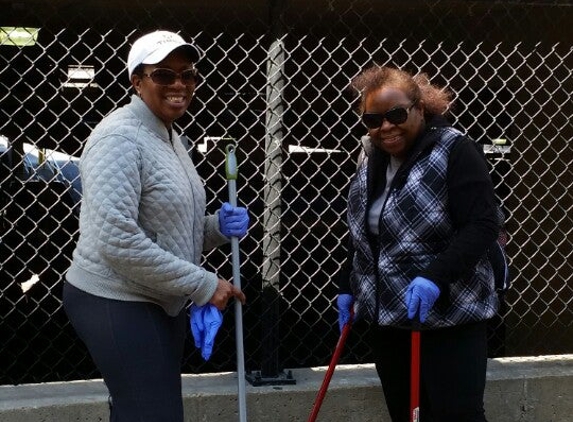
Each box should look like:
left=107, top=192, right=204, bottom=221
left=209, top=278, right=246, bottom=310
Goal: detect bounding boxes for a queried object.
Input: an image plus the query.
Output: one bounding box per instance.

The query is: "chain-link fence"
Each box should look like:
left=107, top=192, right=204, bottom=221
left=1, top=0, right=572, bottom=385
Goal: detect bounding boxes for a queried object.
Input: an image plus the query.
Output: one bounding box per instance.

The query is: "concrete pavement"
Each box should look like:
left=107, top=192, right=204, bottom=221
left=1, top=355, right=572, bottom=421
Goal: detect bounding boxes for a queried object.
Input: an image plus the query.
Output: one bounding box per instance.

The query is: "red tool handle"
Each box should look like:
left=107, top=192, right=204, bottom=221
left=307, top=310, right=353, bottom=422
left=410, top=328, right=421, bottom=422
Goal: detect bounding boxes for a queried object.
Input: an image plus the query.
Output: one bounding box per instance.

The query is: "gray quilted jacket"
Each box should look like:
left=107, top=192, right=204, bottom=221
left=66, top=95, right=228, bottom=316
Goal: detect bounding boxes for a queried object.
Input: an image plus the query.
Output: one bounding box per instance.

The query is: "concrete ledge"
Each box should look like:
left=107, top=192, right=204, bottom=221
left=1, top=355, right=572, bottom=421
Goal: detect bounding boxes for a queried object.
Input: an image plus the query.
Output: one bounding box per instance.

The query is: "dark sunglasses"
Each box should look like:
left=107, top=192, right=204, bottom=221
left=143, top=67, right=198, bottom=86
left=362, top=104, right=415, bottom=129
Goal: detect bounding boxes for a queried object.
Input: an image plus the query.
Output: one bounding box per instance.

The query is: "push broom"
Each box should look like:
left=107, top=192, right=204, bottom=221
left=225, top=142, right=248, bottom=422
left=307, top=308, right=353, bottom=422
left=410, top=317, right=421, bottom=422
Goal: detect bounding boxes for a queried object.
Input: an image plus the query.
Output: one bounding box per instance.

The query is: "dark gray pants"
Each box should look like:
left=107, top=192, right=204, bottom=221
left=372, top=320, right=489, bottom=422
left=63, top=282, right=187, bottom=422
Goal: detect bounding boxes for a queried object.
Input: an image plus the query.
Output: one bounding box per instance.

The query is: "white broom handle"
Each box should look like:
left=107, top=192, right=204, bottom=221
left=226, top=143, right=247, bottom=422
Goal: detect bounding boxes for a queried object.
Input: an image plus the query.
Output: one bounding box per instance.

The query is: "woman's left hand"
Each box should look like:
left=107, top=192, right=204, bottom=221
left=210, top=278, right=246, bottom=310
left=405, top=277, right=441, bottom=323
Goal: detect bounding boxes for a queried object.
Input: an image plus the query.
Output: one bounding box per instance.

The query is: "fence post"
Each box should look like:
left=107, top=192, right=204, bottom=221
left=246, top=0, right=295, bottom=386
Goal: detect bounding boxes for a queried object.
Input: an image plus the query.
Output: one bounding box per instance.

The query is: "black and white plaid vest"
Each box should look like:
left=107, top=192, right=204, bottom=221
left=347, top=126, right=499, bottom=329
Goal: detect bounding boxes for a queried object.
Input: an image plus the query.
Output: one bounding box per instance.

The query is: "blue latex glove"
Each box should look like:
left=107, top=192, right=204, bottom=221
left=190, top=304, right=223, bottom=361
left=219, top=202, right=249, bottom=238
left=337, top=293, right=354, bottom=333
left=405, top=276, right=441, bottom=323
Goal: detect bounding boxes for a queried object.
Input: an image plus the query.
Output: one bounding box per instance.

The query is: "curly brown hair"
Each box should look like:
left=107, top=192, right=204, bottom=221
left=350, top=66, right=453, bottom=117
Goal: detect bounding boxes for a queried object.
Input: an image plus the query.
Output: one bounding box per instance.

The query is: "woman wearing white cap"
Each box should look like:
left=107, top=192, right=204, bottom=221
left=63, top=30, right=249, bottom=421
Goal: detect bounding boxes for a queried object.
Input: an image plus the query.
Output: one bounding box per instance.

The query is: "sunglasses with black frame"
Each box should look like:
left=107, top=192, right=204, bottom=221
left=142, top=67, right=199, bottom=86
left=361, top=103, right=416, bottom=129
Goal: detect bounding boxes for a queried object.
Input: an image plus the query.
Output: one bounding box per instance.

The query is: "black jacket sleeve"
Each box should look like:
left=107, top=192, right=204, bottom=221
left=337, top=237, right=354, bottom=294
left=420, top=137, right=499, bottom=285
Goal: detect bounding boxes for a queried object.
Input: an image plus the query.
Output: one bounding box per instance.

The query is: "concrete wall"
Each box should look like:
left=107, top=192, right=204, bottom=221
left=1, top=355, right=572, bottom=422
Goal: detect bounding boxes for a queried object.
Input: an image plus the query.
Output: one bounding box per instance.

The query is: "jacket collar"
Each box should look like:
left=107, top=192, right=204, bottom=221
left=408, top=115, right=451, bottom=159
left=128, top=94, right=173, bottom=143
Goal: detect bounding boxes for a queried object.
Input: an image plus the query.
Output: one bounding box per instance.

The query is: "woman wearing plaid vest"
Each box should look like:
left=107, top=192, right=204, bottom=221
left=338, top=66, right=499, bottom=422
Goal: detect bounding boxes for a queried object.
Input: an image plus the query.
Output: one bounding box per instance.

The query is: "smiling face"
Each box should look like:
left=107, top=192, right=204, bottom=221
left=363, top=86, right=425, bottom=159
left=131, top=49, right=196, bottom=128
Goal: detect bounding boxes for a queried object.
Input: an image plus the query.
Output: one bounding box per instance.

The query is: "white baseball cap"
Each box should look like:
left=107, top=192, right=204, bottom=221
left=127, top=30, right=201, bottom=79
